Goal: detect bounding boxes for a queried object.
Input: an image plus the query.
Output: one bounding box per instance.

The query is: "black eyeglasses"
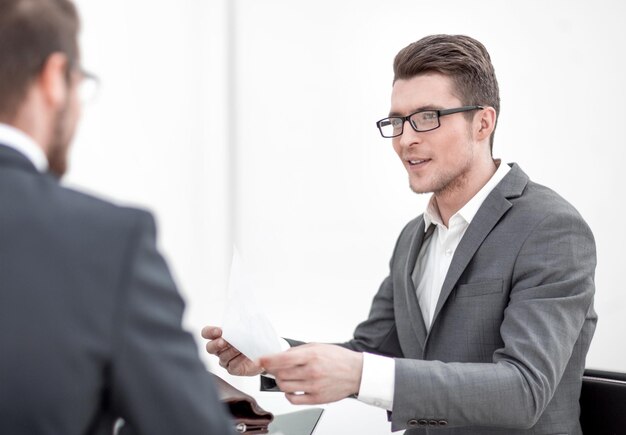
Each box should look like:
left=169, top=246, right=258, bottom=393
left=76, top=67, right=100, bottom=104
left=376, top=105, right=484, bottom=138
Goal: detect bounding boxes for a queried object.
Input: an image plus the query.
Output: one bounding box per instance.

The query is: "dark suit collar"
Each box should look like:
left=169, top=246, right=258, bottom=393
left=494, top=162, right=528, bottom=199
left=0, top=143, right=40, bottom=174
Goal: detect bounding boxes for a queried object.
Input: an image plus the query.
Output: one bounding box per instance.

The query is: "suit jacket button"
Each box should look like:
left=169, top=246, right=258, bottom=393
left=428, top=419, right=438, bottom=426
left=438, top=420, right=448, bottom=426
left=407, top=419, right=419, bottom=427
left=418, top=419, right=428, bottom=426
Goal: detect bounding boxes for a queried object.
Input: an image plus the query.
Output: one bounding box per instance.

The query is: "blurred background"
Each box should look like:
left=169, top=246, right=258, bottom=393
left=71, top=0, right=625, bottom=414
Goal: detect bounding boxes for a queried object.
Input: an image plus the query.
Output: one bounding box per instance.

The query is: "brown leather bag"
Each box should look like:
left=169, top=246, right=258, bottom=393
left=209, top=373, right=274, bottom=434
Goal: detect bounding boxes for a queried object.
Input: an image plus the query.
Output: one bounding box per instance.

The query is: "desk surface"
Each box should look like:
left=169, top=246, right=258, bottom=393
left=214, top=371, right=395, bottom=434
left=255, top=391, right=394, bottom=435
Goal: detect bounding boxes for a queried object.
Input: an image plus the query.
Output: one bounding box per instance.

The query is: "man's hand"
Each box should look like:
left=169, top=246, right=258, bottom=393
left=201, top=326, right=264, bottom=376
left=259, top=343, right=363, bottom=405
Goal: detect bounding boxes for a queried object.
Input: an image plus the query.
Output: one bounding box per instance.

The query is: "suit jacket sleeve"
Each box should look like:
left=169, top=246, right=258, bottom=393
left=390, top=209, right=596, bottom=430
left=109, top=211, right=235, bottom=435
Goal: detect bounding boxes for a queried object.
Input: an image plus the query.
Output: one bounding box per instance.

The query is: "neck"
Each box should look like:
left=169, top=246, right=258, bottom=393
left=10, top=95, right=53, bottom=156
left=433, top=157, right=497, bottom=226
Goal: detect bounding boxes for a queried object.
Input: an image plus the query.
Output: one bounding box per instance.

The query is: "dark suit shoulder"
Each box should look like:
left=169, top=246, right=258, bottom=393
left=21, top=175, right=156, bottom=253
left=2, top=170, right=156, bottom=307
left=48, top=178, right=153, bottom=231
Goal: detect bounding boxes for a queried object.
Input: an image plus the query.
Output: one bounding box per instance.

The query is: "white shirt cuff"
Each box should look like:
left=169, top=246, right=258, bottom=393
left=356, top=352, right=395, bottom=411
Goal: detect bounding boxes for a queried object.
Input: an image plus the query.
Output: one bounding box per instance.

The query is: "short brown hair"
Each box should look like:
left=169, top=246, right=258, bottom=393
left=394, top=34, right=500, bottom=152
left=0, top=0, right=79, bottom=121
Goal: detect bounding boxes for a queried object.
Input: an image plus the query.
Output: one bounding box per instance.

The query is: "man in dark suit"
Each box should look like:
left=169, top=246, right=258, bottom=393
left=204, top=35, right=597, bottom=434
left=0, top=0, right=234, bottom=434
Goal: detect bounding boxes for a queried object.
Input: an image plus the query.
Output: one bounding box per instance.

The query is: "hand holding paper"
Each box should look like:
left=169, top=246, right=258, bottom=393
left=203, top=250, right=283, bottom=376
left=202, top=326, right=264, bottom=376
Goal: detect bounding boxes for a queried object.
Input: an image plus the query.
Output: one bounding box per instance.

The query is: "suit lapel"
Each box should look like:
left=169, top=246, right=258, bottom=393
left=429, top=164, right=529, bottom=332
left=402, top=217, right=432, bottom=355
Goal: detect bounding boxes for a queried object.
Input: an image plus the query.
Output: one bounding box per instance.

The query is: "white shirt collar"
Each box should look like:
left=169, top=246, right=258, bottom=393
left=0, top=123, right=48, bottom=172
left=424, top=160, right=511, bottom=231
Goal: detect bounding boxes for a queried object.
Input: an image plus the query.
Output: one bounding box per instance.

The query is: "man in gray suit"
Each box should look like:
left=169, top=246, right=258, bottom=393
left=0, top=0, right=234, bottom=433
left=204, top=35, right=596, bottom=434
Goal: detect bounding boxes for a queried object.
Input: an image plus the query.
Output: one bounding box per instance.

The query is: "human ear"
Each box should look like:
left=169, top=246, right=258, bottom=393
left=37, top=52, right=70, bottom=109
left=475, top=106, right=496, bottom=142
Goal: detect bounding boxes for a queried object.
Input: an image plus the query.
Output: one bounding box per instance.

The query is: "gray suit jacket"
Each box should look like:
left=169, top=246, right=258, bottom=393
left=344, top=163, right=597, bottom=434
left=0, top=144, right=235, bottom=435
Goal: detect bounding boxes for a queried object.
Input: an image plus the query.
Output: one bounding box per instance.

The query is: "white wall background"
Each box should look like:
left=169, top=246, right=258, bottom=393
left=70, top=0, right=625, bottom=418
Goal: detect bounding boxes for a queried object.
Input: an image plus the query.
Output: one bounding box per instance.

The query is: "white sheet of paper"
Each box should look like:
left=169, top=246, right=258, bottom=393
left=221, top=249, right=283, bottom=361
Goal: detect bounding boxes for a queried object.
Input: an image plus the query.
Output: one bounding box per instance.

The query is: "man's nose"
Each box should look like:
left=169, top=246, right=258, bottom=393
left=398, top=119, right=421, bottom=147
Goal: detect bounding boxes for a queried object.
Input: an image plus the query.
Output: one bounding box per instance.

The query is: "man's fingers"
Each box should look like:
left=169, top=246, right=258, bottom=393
left=227, top=353, right=255, bottom=376
left=285, top=392, right=321, bottom=405
left=275, top=379, right=310, bottom=394
left=201, top=326, right=262, bottom=377
left=217, top=345, right=241, bottom=365
left=274, top=365, right=309, bottom=382
left=218, top=348, right=241, bottom=367
left=205, top=337, right=227, bottom=355
left=201, top=326, right=222, bottom=339
left=260, top=348, right=309, bottom=371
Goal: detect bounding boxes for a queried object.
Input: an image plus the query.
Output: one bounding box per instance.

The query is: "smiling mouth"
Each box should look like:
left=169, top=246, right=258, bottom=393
left=407, top=159, right=431, bottom=166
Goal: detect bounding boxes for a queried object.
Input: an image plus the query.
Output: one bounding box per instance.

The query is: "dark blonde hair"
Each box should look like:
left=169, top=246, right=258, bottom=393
left=394, top=35, right=500, bottom=152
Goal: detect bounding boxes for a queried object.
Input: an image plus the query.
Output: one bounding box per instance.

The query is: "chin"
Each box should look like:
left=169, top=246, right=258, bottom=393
left=409, top=182, right=431, bottom=195
left=407, top=174, right=434, bottom=194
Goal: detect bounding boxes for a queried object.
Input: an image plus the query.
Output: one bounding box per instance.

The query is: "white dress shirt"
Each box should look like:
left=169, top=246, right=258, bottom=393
left=357, top=161, right=511, bottom=410
left=0, top=123, right=48, bottom=172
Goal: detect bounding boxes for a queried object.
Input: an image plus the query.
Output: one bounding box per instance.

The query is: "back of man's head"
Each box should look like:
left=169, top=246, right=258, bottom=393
left=0, top=0, right=79, bottom=122
left=393, top=34, right=500, bottom=152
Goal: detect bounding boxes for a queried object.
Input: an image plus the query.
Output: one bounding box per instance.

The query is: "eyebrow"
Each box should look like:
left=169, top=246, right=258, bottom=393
left=388, top=105, right=445, bottom=117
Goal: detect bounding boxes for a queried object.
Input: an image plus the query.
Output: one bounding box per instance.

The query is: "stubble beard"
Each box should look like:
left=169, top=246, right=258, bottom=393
left=408, top=142, right=474, bottom=197
left=47, top=103, right=71, bottom=178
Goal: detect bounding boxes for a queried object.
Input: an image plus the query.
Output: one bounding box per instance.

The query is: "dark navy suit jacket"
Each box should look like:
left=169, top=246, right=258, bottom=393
left=0, top=144, right=234, bottom=435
